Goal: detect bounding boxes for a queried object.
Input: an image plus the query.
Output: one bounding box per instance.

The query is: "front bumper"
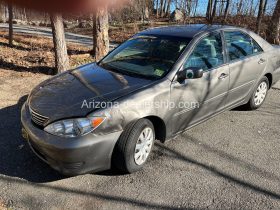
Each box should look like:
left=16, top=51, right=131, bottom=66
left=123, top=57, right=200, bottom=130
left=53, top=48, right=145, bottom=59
left=21, top=103, right=122, bottom=176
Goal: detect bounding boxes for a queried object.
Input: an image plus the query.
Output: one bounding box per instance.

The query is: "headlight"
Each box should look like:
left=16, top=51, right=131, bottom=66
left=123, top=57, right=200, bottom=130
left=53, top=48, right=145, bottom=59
left=44, top=117, right=106, bottom=137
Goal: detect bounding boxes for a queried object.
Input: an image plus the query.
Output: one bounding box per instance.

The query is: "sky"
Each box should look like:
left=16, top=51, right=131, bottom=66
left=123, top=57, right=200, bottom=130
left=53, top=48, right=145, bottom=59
left=168, top=0, right=276, bottom=16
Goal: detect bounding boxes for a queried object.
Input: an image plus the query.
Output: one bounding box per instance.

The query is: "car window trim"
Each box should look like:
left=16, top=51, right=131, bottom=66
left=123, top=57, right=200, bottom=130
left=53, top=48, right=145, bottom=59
left=222, top=29, right=265, bottom=64
left=251, top=38, right=264, bottom=53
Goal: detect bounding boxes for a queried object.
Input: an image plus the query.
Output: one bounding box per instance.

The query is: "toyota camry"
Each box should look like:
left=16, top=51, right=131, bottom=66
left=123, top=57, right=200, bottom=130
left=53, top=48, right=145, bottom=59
left=21, top=24, right=280, bottom=175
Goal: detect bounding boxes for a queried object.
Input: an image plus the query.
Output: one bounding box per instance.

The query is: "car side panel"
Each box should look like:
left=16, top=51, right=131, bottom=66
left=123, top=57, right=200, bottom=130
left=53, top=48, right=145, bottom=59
left=170, top=64, right=229, bottom=134
left=269, top=46, right=280, bottom=85
left=92, top=79, right=175, bottom=140
left=225, top=53, right=267, bottom=107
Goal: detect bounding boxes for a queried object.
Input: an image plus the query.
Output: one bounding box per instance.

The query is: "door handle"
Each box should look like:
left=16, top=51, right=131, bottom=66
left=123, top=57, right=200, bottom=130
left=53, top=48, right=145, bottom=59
left=218, top=73, right=229, bottom=80
left=258, top=58, right=266, bottom=64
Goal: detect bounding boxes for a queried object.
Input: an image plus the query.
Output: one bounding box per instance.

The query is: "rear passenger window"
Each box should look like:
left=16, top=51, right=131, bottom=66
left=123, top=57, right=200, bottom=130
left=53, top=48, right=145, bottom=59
left=252, top=39, right=263, bottom=54
left=224, top=31, right=262, bottom=61
left=184, top=33, right=224, bottom=71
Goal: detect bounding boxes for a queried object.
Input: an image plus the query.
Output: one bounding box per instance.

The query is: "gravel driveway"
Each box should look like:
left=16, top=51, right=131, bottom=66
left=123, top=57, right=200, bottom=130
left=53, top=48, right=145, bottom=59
left=0, top=70, right=280, bottom=209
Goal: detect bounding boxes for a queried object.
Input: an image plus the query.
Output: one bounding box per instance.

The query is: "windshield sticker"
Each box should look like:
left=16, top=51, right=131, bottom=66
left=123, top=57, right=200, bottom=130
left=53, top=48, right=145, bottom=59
left=154, top=69, right=165, bottom=77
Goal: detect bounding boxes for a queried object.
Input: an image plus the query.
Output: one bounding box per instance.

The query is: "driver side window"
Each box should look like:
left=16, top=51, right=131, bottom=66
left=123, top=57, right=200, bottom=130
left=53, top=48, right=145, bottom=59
left=184, top=33, right=224, bottom=71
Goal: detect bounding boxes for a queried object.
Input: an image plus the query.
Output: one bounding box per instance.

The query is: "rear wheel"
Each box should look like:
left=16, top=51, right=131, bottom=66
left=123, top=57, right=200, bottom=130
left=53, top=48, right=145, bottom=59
left=112, top=119, right=155, bottom=173
left=247, top=77, right=269, bottom=110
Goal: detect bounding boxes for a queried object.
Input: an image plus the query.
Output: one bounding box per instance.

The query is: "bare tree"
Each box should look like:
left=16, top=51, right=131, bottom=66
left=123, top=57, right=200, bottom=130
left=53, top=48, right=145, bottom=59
left=92, top=6, right=109, bottom=61
left=237, top=0, right=243, bottom=15
left=8, top=3, right=13, bottom=46
left=267, top=0, right=280, bottom=44
left=186, top=0, right=192, bottom=17
left=206, top=0, right=213, bottom=21
left=210, top=0, right=218, bottom=23
left=224, top=0, right=231, bottom=22
left=193, top=0, right=198, bottom=17
left=219, top=0, right=224, bottom=16
left=249, top=0, right=254, bottom=16
left=50, top=14, right=70, bottom=73
left=165, top=0, right=171, bottom=16
left=0, top=3, right=6, bottom=22
left=256, top=0, right=267, bottom=34
left=156, top=0, right=159, bottom=18
left=159, top=0, right=164, bottom=17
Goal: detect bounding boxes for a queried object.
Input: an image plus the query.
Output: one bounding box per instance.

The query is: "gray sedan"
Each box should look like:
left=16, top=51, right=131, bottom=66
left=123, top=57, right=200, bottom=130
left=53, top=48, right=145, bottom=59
left=21, top=24, right=280, bottom=175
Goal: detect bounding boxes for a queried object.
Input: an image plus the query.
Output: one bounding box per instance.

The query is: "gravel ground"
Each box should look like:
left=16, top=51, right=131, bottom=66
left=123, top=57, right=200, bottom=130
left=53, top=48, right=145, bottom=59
left=0, top=70, right=280, bottom=210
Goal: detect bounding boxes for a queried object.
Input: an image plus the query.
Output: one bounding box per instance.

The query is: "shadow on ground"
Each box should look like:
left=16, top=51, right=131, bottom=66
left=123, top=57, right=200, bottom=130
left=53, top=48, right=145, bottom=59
left=0, top=95, right=64, bottom=183
left=0, top=95, right=124, bottom=183
left=154, top=140, right=280, bottom=200
left=0, top=60, right=53, bottom=75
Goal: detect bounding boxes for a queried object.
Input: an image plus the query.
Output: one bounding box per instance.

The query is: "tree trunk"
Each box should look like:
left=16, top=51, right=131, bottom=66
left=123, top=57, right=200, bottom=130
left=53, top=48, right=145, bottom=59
left=249, top=0, right=254, bottom=16
left=224, top=0, right=231, bottom=22
left=264, top=0, right=268, bottom=13
left=92, top=6, right=109, bottom=61
left=50, top=14, right=70, bottom=74
left=193, top=0, right=198, bottom=17
left=156, top=0, right=159, bottom=18
left=8, top=3, right=13, bottom=47
left=237, top=0, right=243, bottom=15
left=219, top=0, right=224, bottom=16
left=256, top=0, right=266, bottom=34
left=161, top=0, right=166, bottom=17
left=210, top=0, right=217, bottom=23
left=267, top=0, right=280, bottom=44
left=160, top=0, right=164, bottom=17
left=186, top=0, right=192, bottom=17
left=144, top=1, right=149, bottom=20
left=206, top=0, right=213, bottom=21
left=165, top=0, right=171, bottom=16
left=0, top=4, right=6, bottom=22
left=23, top=8, right=27, bottom=21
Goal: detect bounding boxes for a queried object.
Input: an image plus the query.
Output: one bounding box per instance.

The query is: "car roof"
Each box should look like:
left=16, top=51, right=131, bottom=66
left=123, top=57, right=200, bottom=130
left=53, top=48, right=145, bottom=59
left=138, top=24, right=237, bottom=39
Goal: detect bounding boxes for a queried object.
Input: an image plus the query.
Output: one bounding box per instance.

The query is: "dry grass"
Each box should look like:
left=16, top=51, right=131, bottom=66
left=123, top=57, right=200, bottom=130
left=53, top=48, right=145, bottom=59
left=0, top=31, right=94, bottom=76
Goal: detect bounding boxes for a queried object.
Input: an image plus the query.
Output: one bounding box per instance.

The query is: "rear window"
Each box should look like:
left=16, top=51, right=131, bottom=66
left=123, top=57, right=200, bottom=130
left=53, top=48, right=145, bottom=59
left=224, top=31, right=263, bottom=62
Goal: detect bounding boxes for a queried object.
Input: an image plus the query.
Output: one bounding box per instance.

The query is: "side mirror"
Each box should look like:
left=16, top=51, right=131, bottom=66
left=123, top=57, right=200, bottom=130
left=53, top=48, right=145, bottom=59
left=177, top=67, right=204, bottom=83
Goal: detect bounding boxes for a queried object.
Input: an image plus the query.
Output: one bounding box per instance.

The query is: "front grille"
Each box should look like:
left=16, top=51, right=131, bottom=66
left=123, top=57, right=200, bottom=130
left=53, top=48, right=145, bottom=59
left=29, top=107, right=49, bottom=126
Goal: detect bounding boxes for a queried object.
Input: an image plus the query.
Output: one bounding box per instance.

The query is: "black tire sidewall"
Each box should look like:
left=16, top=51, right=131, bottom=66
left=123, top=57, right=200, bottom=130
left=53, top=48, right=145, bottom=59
left=124, top=119, right=155, bottom=173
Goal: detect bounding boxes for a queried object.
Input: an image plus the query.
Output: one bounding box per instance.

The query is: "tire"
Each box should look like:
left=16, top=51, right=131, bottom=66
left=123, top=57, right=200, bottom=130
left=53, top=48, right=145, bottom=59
left=246, top=76, right=269, bottom=110
left=112, top=119, right=155, bottom=173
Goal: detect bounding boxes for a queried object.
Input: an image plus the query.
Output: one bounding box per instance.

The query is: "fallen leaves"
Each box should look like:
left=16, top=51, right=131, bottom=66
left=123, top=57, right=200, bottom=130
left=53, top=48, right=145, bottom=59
left=0, top=30, right=93, bottom=77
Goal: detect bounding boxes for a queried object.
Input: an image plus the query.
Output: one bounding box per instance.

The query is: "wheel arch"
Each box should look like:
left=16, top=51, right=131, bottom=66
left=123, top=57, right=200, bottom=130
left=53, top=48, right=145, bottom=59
left=144, top=116, right=166, bottom=142
left=264, top=73, right=273, bottom=89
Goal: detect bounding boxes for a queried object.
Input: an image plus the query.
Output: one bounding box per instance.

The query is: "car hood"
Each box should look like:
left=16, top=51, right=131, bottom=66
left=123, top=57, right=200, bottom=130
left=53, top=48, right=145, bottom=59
left=29, top=63, right=155, bottom=123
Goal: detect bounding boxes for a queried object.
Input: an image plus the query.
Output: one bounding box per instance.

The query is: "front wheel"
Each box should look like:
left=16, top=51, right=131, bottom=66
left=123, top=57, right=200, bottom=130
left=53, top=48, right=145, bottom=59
left=112, top=119, right=155, bottom=173
left=247, top=77, right=269, bottom=110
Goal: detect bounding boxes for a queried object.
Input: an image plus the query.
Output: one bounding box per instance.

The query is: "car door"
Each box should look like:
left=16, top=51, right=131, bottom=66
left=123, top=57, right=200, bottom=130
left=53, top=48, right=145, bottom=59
left=171, top=32, right=230, bottom=134
left=223, top=30, right=266, bottom=108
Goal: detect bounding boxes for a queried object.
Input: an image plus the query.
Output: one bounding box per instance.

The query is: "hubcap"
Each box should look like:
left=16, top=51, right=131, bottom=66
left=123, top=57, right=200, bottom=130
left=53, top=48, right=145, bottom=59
left=254, top=82, right=268, bottom=106
left=134, top=127, right=154, bottom=166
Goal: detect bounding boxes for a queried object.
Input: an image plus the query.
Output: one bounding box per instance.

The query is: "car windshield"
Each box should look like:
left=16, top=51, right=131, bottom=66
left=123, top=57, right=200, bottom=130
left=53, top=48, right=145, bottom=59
left=98, top=36, right=191, bottom=79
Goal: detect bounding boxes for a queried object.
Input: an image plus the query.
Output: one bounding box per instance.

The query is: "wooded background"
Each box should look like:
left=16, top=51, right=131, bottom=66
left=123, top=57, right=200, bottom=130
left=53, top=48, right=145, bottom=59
left=0, top=0, right=280, bottom=74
